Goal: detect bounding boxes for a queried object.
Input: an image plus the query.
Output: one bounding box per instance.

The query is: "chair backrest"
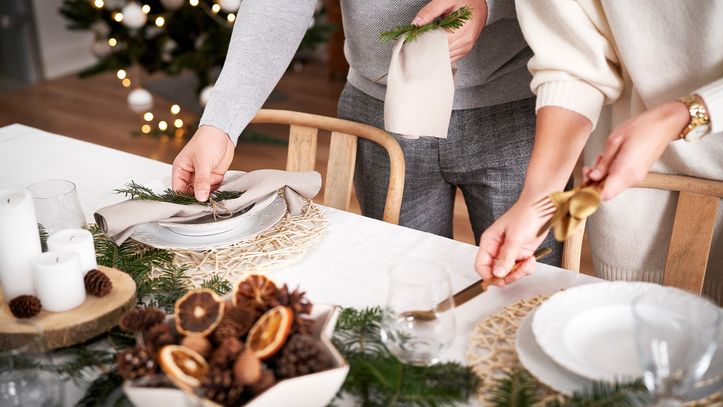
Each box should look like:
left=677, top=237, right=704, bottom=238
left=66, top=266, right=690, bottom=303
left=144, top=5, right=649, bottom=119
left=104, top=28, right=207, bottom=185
left=250, top=109, right=405, bottom=224
left=562, top=172, right=723, bottom=294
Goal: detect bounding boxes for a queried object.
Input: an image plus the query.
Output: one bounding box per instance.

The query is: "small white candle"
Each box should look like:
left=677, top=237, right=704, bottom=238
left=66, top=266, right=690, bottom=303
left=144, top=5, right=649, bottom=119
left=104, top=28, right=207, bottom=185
left=0, top=189, right=41, bottom=300
left=47, top=229, right=97, bottom=275
left=31, top=252, right=86, bottom=312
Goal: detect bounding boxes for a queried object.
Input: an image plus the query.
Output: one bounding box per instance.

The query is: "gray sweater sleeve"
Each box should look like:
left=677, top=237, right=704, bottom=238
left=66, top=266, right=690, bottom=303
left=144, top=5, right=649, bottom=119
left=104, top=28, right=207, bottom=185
left=199, top=0, right=317, bottom=144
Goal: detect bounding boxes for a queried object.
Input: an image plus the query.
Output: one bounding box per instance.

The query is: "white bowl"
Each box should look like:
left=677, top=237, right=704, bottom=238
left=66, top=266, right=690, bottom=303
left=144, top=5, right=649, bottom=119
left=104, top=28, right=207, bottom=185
left=123, top=304, right=349, bottom=407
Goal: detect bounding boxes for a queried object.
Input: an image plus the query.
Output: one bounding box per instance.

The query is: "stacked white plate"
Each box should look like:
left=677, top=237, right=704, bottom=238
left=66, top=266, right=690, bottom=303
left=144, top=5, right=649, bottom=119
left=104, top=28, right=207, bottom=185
left=515, top=281, right=723, bottom=400
left=130, top=173, right=287, bottom=250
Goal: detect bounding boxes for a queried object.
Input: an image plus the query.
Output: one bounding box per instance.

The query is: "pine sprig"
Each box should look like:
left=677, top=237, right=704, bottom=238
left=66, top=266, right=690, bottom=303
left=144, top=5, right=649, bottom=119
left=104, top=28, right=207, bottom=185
left=76, top=369, right=130, bottom=407
left=332, top=307, right=480, bottom=406
left=147, top=264, right=193, bottom=312
left=114, top=181, right=242, bottom=206
left=545, top=379, right=652, bottom=407
left=489, top=369, right=540, bottom=407
left=380, top=6, right=473, bottom=43
left=200, top=275, right=233, bottom=295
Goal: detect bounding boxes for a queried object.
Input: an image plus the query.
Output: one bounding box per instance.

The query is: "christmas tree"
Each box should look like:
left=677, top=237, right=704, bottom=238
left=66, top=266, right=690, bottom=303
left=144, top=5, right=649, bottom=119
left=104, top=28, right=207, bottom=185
left=60, top=0, right=333, bottom=137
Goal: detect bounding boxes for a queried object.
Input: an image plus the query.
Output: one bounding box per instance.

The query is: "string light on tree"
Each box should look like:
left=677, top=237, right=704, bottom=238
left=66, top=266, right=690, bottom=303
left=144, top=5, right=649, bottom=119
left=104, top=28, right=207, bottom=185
left=141, top=4, right=150, bottom=14
left=121, top=78, right=131, bottom=87
left=108, top=37, right=117, bottom=47
left=121, top=2, right=146, bottom=29
left=158, top=121, right=168, bottom=131
left=143, top=112, right=154, bottom=121
left=155, top=16, right=165, bottom=27
left=174, top=119, right=184, bottom=128
left=189, top=0, right=199, bottom=6
left=170, top=104, right=180, bottom=115
left=211, top=3, right=220, bottom=13
left=116, top=69, right=127, bottom=80
left=93, top=0, right=104, bottom=8
left=227, top=13, right=235, bottom=23
left=112, top=12, right=123, bottom=22
left=141, top=124, right=151, bottom=134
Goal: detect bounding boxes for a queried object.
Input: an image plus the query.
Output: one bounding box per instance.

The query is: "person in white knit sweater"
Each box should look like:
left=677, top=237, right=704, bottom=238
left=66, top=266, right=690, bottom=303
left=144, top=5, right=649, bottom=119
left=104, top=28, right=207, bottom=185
left=474, top=0, right=723, bottom=302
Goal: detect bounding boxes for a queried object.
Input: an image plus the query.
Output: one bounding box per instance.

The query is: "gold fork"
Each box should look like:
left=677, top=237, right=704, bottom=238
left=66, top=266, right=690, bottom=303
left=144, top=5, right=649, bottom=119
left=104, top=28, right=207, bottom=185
left=534, top=179, right=605, bottom=239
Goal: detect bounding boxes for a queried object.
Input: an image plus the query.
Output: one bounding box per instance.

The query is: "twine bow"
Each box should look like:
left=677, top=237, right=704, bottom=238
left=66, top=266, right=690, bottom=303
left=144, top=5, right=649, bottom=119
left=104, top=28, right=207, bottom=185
left=537, top=181, right=604, bottom=241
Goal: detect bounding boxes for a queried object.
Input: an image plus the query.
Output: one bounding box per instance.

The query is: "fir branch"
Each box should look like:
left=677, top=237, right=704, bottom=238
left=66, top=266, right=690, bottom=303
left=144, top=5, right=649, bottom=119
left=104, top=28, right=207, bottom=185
left=332, top=306, right=386, bottom=355
left=546, top=379, right=652, bottom=407
left=148, top=264, right=193, bottom=312
left=76, top=369, right=131, bottom=407
left=489, top=369, right=540, bottom=407
left=380, top=6, right=473, bottom=43
left=200, top=275, right=233, bottom=295
left=114, top=181, right=242, bottom=206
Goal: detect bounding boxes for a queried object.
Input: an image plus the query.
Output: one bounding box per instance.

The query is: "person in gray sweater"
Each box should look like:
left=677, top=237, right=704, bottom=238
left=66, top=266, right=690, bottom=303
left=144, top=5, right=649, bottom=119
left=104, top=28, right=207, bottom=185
left=172, top=0, right=562, bottom=269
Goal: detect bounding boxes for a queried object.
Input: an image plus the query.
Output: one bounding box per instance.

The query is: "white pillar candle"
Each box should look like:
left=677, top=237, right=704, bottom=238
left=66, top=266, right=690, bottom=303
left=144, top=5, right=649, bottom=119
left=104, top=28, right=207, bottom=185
left=47, top=229, right=97, bottom=275
left=31, top=252, right=86, bottom=312
left=0, top=189, right=41, bottom=300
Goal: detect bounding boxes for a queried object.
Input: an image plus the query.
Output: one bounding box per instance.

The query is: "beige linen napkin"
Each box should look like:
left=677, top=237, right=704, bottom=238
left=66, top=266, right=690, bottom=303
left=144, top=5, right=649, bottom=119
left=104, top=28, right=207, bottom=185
left=384, top=29, right=455, bottom=139
left=94, top=169, right=322, bottom=244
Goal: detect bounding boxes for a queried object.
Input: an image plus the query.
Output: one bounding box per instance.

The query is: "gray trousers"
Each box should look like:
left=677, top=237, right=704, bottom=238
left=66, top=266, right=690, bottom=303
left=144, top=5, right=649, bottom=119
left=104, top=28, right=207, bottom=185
left=337, top=83, right=563, bottom=267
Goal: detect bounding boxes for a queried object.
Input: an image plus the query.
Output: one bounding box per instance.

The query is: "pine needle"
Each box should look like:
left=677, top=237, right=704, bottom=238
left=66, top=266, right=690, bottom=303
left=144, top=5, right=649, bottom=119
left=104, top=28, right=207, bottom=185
left=380, top=6, right=473, bottom=43
left=489, top=369, right=540, bottom=407
left=114, top=181, right=242, bottom=206
left=546, top=379, right=652, bottom=407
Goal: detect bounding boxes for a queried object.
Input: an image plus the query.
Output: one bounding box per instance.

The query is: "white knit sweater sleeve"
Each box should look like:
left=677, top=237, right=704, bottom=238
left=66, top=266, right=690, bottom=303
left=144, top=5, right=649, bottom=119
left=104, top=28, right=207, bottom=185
left=515, top=0, right=624, bottom=129
left=696, top=77, right=723, bottom=135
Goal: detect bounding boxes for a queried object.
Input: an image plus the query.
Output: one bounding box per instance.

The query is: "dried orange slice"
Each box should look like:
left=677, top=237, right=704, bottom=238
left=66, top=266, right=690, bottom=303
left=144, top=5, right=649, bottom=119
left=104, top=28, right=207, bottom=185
left=174, top=289, right=225, bottom=337
left=246, top=305, right=293, bottom=360
left=158, top=345, right=209, bottom=391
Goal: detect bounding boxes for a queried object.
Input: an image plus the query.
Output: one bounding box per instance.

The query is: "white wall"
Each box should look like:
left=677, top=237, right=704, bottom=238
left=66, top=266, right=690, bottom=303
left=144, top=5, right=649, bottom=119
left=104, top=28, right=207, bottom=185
left=31, top=0, right=95, bottom=80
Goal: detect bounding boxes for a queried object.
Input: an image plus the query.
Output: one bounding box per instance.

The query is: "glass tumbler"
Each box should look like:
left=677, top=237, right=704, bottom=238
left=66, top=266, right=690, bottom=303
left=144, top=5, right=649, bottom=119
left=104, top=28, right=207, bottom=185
left=632, top=289, right=721, bottom=407
left=26, top=179, right=87, bottom=236
left=380, top=260, right=455, bottom=366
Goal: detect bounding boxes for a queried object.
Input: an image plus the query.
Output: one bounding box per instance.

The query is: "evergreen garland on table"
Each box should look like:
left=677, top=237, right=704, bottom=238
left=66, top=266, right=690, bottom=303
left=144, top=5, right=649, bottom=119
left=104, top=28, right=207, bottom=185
left=380, top=6, right=473, bottom=43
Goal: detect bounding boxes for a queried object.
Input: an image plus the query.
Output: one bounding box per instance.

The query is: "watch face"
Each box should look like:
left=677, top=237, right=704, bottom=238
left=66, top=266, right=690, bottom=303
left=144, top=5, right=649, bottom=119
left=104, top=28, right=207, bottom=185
left=685, top=125, right=710, bottom=142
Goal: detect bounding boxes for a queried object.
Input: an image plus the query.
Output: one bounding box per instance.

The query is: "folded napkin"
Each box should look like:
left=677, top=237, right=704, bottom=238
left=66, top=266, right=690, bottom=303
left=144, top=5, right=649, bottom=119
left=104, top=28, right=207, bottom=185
left=384, top=29, right=455, bottom=139
left=539, top=182, right=602, bottom=241
left=94, top=169, right=322, bottom=245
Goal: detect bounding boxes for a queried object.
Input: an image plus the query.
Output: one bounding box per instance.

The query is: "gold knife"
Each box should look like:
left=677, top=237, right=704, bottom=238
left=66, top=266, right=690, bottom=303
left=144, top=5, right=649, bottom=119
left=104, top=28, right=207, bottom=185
left=403, top=247, right=552, bottom=321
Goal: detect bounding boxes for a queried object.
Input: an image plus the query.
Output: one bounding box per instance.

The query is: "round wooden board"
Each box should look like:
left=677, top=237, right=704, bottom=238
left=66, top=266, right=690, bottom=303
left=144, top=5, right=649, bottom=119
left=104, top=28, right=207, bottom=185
left=0, top=266, right=136, bottom=350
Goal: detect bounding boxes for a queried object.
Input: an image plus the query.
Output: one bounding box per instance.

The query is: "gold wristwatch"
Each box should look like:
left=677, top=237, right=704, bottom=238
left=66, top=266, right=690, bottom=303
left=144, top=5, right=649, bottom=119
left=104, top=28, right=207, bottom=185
left=677, top=95, right=710, bottom=142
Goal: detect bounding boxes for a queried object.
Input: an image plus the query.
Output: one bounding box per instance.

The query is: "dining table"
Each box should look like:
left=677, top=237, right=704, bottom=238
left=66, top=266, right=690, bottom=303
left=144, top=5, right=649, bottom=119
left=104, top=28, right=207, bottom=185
left=0, top=123, right=602, bottom=405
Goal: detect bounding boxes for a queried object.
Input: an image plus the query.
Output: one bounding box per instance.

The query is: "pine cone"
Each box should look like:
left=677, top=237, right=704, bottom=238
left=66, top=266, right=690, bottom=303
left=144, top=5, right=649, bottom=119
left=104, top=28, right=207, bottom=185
left=201, top=367, right=244, bottom=406
left=275, top=335, right=331, bottom=379
left=209, top=337, right=244, bottom=369
left=8, top=295, right=41, bottom=319
left=248, top=366, right=276, bottom=395
left=272, top=285, right=313, bottom=334
left=211, top=304, right=255, bottom=343
left=120, top=307, right=166, bottom=333
left=144, top=323, right=176, bottom=351
left=84, top=269, right=113, bottom=297
left=117, top=346, right=157, bottom=380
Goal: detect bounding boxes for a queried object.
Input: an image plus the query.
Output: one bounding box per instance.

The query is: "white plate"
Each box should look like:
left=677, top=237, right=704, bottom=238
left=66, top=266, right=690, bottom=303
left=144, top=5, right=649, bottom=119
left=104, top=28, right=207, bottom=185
left=157, top=191, right=277, bottom=237
left=518, top=306, right=723, bottom=400
left=130, top=195, right=287, bottom=250
left=516, top=309, right=591, bottom=395
left=532, top=281, right=662, bottom=382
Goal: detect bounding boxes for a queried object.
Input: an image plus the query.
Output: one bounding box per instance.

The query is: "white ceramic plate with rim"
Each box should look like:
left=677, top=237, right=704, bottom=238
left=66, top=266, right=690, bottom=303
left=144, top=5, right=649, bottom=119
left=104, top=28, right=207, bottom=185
left=519, top=297, right=723, bottom=400
left=130, top=195, right=287, bottom=250
left=531, top=281, right=662, bottom=383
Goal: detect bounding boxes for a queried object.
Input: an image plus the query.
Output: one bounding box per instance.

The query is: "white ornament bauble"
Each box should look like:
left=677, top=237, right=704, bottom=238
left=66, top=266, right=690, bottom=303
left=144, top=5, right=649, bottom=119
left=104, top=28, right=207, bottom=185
left=127, top=88, right=154, bottom=113
left=160, top=0, right=184, bottom=10
left=199, top=85, right=214, bottom=107
left=122, top=2, right=147, bottom=29
left=90, top=40, right=112, bottom=58
left=218, top=0, right=241, bottom=13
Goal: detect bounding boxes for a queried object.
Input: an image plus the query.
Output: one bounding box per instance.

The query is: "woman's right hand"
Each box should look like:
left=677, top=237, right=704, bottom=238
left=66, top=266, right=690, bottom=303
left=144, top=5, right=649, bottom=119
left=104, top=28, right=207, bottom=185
left=172, top=125, right=235, bottom=202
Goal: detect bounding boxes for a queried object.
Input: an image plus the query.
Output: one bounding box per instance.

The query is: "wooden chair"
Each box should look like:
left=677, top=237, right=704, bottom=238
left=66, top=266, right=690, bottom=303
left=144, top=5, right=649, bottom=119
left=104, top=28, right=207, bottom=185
left=561, top=172, right=723, bottom=294
left=250, top=109, right=405, bottom=224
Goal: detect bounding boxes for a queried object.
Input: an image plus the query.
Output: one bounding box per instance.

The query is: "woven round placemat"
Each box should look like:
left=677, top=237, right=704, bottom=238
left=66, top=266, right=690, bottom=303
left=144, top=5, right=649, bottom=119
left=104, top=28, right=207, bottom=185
left=163, top=203, right=327, bottom=286
left=466, top=295, right=722, bottom=407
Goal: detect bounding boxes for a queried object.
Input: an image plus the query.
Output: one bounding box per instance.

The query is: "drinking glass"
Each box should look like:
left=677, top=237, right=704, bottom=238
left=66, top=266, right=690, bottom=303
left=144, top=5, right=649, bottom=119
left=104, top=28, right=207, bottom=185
left=0, top=321, right=65, bottom=406
left=26, top=179, right=87, bottom=236
left=380, top=260, right=455, bottom=366
left=632, top=289, right=721, bottom=406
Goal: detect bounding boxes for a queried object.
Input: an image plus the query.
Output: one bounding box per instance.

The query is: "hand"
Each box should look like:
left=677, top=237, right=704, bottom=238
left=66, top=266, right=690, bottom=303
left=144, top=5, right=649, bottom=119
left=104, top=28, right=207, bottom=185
left=413, top=0, right=488, bottom=63
left=172, top=125, right=235, bottom=202
left=583, top=101, right=690, bottom=200
left=475, top=200, right=549, bottom=286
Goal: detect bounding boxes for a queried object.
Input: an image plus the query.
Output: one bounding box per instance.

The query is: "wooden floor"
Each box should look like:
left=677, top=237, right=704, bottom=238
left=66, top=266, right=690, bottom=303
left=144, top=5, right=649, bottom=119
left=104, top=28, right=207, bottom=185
left=0, top=61, right=592, bottom=273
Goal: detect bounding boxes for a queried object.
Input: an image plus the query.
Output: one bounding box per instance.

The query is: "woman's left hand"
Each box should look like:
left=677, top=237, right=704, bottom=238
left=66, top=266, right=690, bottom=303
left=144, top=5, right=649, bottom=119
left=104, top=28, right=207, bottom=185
left=412, top=0, right=488, bottom=63
left=584, top=100, right=690, bottom=200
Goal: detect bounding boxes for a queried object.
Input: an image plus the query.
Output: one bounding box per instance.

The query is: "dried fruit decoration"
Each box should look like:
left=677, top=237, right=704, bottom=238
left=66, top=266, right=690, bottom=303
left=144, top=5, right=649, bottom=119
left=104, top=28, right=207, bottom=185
left=174, top=289, right=225, bottom=337
left=246, top=305, right=293, bottom=360
left=158, top=345, right=209, bottom=391
left=233, top=275, right=278, bottom=315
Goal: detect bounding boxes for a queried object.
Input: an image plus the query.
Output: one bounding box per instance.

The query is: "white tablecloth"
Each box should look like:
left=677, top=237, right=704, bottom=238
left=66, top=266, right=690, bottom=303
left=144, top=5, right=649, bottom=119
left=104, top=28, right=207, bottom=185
left=0, top=124, right=600, bottom=405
